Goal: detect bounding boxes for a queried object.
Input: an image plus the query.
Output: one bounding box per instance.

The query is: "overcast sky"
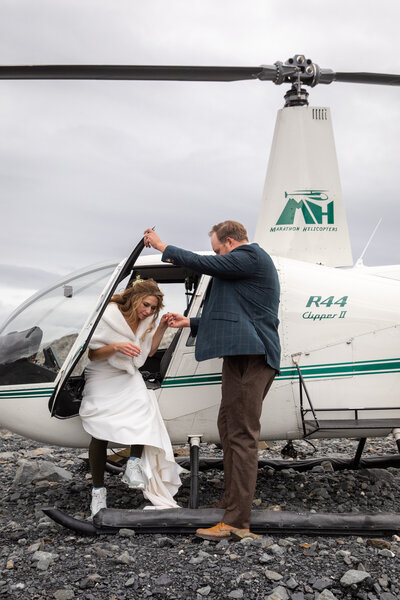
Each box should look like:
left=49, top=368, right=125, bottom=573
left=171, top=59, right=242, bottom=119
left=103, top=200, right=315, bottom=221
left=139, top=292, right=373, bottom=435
left=1, top=0, right=400, bottom=325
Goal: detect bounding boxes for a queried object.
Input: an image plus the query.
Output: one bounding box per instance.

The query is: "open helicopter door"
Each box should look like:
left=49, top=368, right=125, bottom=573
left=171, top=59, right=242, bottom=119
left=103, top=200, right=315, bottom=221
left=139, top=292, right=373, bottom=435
left=48, top=238, right=145, bottom=418
left=254, top=105, right=353, bottom=267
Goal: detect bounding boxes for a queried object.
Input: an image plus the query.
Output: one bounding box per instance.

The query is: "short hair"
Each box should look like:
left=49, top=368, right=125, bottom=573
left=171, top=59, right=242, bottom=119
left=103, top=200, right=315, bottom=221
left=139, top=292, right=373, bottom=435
left=209, top=220, right=248, bottom=243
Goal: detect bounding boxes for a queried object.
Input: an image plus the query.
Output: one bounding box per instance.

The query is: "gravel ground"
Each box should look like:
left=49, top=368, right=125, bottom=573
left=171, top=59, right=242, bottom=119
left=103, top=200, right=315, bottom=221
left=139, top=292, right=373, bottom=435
left=1, top=429, right=400, bottom=600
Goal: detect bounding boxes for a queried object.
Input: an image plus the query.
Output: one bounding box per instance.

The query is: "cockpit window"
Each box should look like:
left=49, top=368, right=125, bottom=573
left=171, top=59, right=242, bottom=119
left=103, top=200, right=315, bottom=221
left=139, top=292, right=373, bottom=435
left=0, top=265, right=116, bottom=385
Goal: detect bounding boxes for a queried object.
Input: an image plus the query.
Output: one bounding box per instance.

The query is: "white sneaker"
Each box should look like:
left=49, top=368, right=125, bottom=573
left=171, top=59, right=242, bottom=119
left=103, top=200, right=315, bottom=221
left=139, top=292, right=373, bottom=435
left=91, top=487, right=107, bottom=518
left=122, top=458, right=146, bottom=489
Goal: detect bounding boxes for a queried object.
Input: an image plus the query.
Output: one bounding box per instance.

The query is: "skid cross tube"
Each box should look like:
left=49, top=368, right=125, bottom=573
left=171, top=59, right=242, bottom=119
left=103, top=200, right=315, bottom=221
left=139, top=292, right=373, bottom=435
left=188, top=435, right=202, bottom=509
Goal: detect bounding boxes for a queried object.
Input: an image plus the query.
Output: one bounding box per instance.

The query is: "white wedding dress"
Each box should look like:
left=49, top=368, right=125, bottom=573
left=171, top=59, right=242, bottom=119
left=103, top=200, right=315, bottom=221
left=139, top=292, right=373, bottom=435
left=79, top=303, right=184, bottom=509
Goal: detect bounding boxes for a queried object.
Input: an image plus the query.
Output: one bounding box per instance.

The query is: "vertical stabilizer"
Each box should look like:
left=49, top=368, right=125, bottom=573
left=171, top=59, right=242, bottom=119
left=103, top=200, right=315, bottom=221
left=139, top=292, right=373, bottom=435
left=254, top=106, right=353, bottom=267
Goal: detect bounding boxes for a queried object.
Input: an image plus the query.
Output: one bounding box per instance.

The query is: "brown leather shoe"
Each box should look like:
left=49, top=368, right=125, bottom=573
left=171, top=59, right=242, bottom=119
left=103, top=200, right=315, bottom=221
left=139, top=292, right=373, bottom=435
left=195, top=522, right=251, bottom=541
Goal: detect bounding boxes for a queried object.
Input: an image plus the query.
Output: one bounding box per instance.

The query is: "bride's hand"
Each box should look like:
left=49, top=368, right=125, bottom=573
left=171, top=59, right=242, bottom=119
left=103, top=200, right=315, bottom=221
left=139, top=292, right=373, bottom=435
left=114, top=342, right=141, bottom=357
left=159, top=314, right=170, bottom=330
left=167, top=313, right=190, bottom=328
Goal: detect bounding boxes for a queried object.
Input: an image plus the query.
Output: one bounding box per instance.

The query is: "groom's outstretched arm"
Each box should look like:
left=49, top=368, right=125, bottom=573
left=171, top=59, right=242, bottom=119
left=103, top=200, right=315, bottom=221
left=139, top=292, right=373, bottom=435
left=143, top=228, right=256, bottom=280
left=162, top=245, right=257, bottom=280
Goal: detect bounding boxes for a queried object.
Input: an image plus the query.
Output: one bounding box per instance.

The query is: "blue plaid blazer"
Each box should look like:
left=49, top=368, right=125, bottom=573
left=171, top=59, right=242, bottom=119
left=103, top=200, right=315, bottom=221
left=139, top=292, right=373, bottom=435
left=162, top=243, right=281, bottom=372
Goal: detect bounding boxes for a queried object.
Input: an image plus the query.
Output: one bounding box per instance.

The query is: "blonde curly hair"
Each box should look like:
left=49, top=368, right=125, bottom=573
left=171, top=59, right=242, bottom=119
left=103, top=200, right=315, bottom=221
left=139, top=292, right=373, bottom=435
left=111, top=278, right=164, bottom=341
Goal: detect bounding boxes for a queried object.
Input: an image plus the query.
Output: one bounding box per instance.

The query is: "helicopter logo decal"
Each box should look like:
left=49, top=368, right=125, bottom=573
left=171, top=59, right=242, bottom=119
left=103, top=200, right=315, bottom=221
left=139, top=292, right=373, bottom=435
left=271, top=190, right=337, bottom=231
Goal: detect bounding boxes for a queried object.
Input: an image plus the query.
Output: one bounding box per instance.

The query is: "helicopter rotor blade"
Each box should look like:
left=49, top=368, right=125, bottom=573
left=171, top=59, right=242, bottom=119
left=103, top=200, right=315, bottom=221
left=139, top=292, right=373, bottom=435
left=318, top=70, right=400, bottom=86
left=335, top=72, right=400, bottom=86
left=1, top=62, right=400, bottom=88
left=0, top=64, right=278, bottom=83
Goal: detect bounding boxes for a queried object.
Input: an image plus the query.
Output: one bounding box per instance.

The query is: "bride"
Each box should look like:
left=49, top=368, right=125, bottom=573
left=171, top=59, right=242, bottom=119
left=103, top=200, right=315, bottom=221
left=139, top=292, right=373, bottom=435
left=79, top=278, right=183, bottom=517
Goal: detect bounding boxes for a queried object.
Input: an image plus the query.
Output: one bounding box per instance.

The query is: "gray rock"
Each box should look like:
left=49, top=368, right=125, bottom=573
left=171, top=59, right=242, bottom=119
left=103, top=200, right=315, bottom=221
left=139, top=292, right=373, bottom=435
left=378, top=549, right=395, bottom=557
left=118, top=528, right=136, bottom=537
left=189, top=555, right=205, bottom=565
left=27, top=542, right=42, bottom=553
left=340, top=569, right=370, bottom=586
left=239, top=537, right=254, bottom=545
left=321, top=460, right=334, bottom=472
left=261, top=536, right=275, bottom=548
left=154, top=574, right=172, bottom=586
left=280, top=468, right=296, bottom=478
left=115, top=551, right=134, bottom=565
left=360, top=468, right=394, bottom=484
left=197, top=585, right=211, bottom=596
left=26, top=447, right=53, bottom=457
left=264, top=569, right=283, bottom=581
left=155, top=536, right=175, bottom=547
left=32, top=550, right=59, bottom=562
left=37, top=557, right=53, bottom=571
left=125, top=577, right=135, bottom=588
left=236, top=571, right=258, bottom=582
left=277, top=538, right=293, bottom=547
left=291, top=594, right=305, bottom=600
left=54, top=590, right=75, bottom=600
left=269, top=543, right=285, bottom=555
left=316, top=591, right=338, bottom=600
left=13, top=459, right=72, bottom=485
left=10, top=583, right=25, bottom=591
left=0, top=452, right=15, bottom=460
left=16, top=536, right=27, bottom=545
left=286, top=577, right=298, bottom=590
left=308, top=541, right=319, bottom=552
left=311, top=465, right=325, bottom=473
left=266, top=585, right=289, bottom=600
left=259, top=553, right=274, bottom=564
left=228, top=591, right=243, bottom=599
left=313, top=578, right=333, bottom=591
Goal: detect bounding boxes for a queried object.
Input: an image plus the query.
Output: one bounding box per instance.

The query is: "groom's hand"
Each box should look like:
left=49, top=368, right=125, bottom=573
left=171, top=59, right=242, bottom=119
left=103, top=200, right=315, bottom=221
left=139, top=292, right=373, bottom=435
left=144, top=229, right=167, bottom=253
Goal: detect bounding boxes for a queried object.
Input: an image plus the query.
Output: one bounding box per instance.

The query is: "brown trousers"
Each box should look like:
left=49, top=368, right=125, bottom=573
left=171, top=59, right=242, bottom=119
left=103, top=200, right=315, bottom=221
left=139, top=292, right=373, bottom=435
left=218, top=355, right=276, bottom=529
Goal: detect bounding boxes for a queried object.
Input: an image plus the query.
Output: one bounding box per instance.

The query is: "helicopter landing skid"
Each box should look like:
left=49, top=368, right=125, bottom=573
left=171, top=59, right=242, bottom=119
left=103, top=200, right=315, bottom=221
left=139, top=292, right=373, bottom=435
left=40, top=506, right=400, bottom=537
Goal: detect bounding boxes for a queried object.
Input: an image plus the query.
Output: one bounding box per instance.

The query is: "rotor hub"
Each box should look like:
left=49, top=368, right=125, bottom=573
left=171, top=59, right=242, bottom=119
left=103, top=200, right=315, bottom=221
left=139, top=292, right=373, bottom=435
left=273, top=55, right=319, bottom=88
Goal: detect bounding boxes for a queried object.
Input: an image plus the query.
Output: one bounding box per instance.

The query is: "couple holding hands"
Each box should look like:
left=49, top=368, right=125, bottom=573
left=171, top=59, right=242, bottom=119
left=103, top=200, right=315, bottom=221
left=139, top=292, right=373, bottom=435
left=79, top=220, right=280, bottom=541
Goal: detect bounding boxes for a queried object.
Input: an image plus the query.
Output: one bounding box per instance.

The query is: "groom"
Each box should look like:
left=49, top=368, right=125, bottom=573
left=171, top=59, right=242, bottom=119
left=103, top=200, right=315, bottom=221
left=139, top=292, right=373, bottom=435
left=144, top=221, right=281, bottom=540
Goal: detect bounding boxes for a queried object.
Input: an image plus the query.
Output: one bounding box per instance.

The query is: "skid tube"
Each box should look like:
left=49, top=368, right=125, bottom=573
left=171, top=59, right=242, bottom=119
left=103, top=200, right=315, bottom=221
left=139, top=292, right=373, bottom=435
left=41, top=506, right=400, bottom=537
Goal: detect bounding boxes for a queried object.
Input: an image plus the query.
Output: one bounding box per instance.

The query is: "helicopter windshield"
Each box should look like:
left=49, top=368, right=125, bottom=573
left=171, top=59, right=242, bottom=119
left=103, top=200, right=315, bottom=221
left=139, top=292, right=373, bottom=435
left=0, top=264, right=117, bottom=386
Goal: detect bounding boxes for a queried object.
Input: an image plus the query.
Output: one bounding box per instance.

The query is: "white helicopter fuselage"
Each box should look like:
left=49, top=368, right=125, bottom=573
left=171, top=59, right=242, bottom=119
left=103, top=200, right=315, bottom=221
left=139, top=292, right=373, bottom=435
left=0, top=254, right=399, bottom=447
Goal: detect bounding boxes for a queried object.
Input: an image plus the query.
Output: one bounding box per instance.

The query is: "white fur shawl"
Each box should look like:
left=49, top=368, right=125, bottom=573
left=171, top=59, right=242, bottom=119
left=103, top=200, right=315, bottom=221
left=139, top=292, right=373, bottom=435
left=89, top=303, right=154, bottom=374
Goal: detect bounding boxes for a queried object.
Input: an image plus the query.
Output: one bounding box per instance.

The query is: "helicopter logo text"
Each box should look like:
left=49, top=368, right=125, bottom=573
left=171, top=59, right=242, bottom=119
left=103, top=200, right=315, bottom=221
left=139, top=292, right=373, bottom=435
left=274, top=189, right=335, bottom=227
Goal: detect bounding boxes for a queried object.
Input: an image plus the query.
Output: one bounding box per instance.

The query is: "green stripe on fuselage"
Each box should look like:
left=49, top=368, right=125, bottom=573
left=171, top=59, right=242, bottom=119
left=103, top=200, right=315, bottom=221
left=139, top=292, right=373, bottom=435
left=161, top=358, right=400, bottom=388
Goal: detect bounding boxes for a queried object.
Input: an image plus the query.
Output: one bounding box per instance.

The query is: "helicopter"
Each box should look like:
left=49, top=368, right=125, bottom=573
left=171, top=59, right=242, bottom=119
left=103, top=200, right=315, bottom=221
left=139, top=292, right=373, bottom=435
left=0, top=55, right=400, bottom=473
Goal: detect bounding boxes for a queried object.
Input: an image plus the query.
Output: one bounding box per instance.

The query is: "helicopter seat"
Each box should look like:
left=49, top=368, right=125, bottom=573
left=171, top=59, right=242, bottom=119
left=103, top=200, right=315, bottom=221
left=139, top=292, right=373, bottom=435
left=0, top=326, right=43, bottom=365
left=140, top=329, right=182, bottom=390
left=0, top=326, right=58, bottom=386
